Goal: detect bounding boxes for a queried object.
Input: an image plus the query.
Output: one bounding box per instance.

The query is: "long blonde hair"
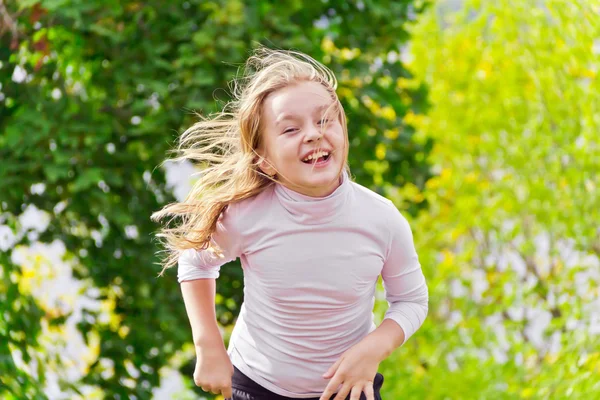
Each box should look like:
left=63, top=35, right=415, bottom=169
left=151, top=46, right=350, bottom=273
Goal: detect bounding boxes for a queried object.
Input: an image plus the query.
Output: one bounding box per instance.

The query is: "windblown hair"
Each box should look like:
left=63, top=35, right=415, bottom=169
left=151, top=46, right=350, bottom=274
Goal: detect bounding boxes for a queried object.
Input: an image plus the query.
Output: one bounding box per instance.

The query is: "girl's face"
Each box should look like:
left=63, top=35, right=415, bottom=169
left=259, top=81, right=346, bottom=197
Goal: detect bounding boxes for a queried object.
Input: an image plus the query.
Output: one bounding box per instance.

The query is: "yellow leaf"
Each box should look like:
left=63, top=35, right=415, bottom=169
left=403, top=110, right=425, bottom=127
left=521, top=388, right=535, bottom=398
left=321, top=37, right=335, bottom=53
left=375, top=143, right=386, bottom=160
left=340, top=48, right=360, bottom=61
left=441, top=249, right=455, bottom=269
left=450, top=227, right=466, bottom=240
left=338, top=87, right=353, bottom=99
left=384, top=129, right=399, bottom=140
left=440, top=168, right=452, bottom=181
left=467, top=135, right=481, bottom=147
left=400, top=91, right=412, bottom=105
left=465, top=172, right=478, bottom=183
left=379, top=106, right=396, bottom=121
left=82, top=331, right=101, bottom=369
left=118, top=325, right=130, bottom=339
left=585, top=180, right=596, bottom=192
left=544, top=353, right=558, bottom=365
left=425, top=177, right=440, bottom=190
left=397, top=77, right=419, bottom=89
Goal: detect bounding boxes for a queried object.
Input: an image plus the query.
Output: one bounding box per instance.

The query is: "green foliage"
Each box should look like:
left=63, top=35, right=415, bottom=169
left=0, top=0, right=430, bottom=398
left=376, top=0, right=600, bottom=398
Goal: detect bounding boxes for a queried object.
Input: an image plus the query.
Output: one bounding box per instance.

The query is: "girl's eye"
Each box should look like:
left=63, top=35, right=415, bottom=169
left=283, top=127, right=297, bottom=134
left=318, top=118, right=329, bottom=125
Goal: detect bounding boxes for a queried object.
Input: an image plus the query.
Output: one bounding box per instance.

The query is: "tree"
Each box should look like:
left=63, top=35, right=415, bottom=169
left=0, top=0, right=430, bottom=398
left=376, top=0, right=600, bottom=398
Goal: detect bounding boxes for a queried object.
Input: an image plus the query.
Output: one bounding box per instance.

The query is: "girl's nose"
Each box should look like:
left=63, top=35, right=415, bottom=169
left=304, top=126, right=323, bottom=143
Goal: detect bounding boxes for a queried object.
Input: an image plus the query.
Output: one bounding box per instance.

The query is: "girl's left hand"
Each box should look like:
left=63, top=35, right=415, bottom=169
left=319, top=338, right=381, bottom=400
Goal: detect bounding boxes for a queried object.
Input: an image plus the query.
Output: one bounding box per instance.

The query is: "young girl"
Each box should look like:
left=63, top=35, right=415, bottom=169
left=152, top=47, right=428, bottom=400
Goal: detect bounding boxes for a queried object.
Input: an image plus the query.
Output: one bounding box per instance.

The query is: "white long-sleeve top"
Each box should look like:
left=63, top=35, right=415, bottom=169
left=178, top=171, right=428, bottom=397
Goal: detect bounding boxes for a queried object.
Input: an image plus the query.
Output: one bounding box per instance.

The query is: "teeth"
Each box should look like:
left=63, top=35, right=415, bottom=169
left=303, top=151, right=329, bottom=162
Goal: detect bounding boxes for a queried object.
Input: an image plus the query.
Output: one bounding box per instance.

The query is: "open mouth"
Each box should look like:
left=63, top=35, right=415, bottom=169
left=301, top=151, right=331, bottom=164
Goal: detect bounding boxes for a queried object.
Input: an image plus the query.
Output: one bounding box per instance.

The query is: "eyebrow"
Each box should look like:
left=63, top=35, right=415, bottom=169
left=275, top=103, right=335, bottom=125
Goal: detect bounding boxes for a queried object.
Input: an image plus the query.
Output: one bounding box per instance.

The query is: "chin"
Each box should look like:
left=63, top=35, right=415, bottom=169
left=303, top=171, right=340, bottom=188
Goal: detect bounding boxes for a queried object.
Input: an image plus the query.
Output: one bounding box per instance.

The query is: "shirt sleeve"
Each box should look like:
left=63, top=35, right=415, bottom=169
left=177, top=204, right=243, bottom=283
left=381, top=204, right=429, bottom=345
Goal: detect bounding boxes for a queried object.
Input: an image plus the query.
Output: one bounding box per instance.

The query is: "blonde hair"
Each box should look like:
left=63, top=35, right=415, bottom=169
left=151, top=46, right=350, bottom=273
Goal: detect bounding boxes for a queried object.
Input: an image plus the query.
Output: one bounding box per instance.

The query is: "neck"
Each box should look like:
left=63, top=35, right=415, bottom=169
left=279, top=175, right=342, bottom=198
left=273, top=169, right=350, bottom=225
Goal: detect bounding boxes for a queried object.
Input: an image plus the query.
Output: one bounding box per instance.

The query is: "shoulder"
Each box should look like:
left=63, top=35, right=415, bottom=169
left=227, top=183, right=275, bottom=214
left=349, top=181, right=399, bottom=215
left=210, top=184, right=276, bottom=255
left=348, top=180, right=410, bottom=234
left=222, top=183, right=276, bottom=230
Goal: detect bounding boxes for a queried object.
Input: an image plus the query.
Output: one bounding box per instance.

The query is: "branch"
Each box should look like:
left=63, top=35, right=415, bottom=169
left=592, top=238, right=600, bottom=259
left=0, top=0, right=20, bottom=48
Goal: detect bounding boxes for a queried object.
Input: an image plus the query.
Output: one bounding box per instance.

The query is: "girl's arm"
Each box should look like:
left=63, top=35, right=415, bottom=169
left=320, top=207, right=427, bottom=399
left=181, top=278, right=234, bottom=397
left=379, top=204, right=429, bottom=347
left=180, top=278, right=224, bottom=346
left=175, top=204, right=244, bottom=397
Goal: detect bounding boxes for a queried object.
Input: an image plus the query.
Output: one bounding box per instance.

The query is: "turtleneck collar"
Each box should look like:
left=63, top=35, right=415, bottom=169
left=273, top=170, right=350, bottom=225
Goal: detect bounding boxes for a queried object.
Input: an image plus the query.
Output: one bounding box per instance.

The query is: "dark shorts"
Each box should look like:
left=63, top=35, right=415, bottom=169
left=231, top=365, right=384, bottom=400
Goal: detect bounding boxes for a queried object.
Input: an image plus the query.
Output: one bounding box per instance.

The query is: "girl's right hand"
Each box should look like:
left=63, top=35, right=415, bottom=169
left=193, top=345, right=234, bottom=398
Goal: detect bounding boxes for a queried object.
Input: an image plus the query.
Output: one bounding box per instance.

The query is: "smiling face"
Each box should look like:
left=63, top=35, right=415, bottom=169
left=258, top=81, right=347, bottom=197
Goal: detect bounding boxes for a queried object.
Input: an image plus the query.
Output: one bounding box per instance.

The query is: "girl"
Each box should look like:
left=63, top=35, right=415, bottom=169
left=152, top=47, right=428, bottom=400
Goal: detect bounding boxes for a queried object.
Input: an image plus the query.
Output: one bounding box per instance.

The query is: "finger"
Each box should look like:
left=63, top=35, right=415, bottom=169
left=323, top=357, right=343, bottom=379
left=320, top=378, right=342, bottom=400
left=222, top=383, right=233, bottom=399
left=320, top=387, right=334, bottom=400
left=364, top=381, right=375, bottom=400
left=350, top=385, right=363, bottom=400
left=333, top=384, right=352, bottom=400
left=203, top=384, right=217, bottom=394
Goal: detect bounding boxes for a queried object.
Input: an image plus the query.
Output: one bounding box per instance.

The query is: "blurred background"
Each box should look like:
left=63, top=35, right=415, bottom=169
left=1, top=0, right=599, bottom=399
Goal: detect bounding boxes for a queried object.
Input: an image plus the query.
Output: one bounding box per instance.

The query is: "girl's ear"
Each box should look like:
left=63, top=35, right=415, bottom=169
left=255, top=151, right=276, bottom=176
left=259, top=158, right=276, bottom=176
